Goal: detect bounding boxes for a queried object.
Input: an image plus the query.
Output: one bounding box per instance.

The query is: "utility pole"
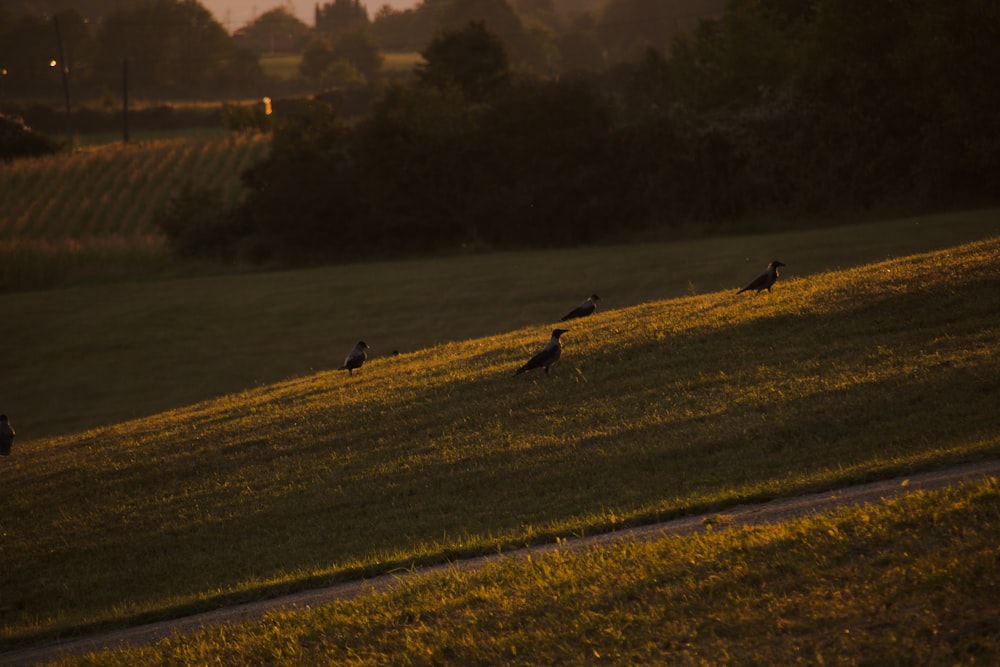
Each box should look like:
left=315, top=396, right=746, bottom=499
left=52, top=15, right=73, bottom=149
left=122, top=57, right=129, bottom=143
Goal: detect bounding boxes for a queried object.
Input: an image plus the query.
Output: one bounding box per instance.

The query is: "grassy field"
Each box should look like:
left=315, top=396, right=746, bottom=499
left=57, top=478, right=1000, bottom=665
left=259, top=54, right=303, bottom=80
left=1, top=232, right=998, bottom=649
left=259, top=51, right=421, bottom=79
left=2, top=208, right=998, bottom=440
left=381, top=51, right=423, bottom=75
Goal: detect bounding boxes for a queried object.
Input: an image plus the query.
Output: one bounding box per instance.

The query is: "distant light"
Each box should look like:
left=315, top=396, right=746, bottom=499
left=50, top=60, right=57, bottom=67
left=262, top=96, right=272, bottom=116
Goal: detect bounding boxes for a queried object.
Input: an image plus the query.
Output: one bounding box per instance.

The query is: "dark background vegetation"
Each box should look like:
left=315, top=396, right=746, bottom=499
left=3, top=0, right=999, bottom=263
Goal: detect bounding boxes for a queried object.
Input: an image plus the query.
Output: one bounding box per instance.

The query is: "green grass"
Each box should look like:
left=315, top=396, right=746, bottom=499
left=3, top=208, right=998, bottom=439
left=381, top=51, right=422, bottom=74
left=1, top=233, right=998, bottom=648
left=60, top=478, right=1000, bottom=665
left=259, top=54, right=303, bottom=80
left=259, top=51, right=421, bottom=79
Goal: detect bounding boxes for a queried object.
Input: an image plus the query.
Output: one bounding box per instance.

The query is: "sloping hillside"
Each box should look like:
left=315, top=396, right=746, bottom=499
left=1, top=238, right=998, bottom=645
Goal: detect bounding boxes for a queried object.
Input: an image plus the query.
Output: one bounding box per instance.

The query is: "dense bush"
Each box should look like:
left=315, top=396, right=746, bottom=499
left=221, top=1, right=1000, bottom=264
left=0, top=113, right=61, bottom=160
left=152, top=185, right=253, bottom=261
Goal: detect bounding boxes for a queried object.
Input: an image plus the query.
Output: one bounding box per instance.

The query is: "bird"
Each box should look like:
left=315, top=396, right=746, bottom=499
left=560, top=294, right=601, bottom=321
left=340, top=341, right=369, bottom=375
left=737, top=261, right=786, bottom=295
left=515, top=329, right=569, bottom=376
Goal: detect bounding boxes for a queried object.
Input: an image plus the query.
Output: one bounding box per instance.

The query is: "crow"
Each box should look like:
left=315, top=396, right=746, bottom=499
left=737, top=261, right=785, bottom=295
left=515, top=329, right=569, bottom=376
left=560, top=294, right=601, bottom=321
left=340, top=341, right=369, bottom=375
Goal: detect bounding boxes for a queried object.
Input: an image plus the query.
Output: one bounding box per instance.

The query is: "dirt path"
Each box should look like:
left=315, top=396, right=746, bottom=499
left=5, top=459, right=1000, bottom=666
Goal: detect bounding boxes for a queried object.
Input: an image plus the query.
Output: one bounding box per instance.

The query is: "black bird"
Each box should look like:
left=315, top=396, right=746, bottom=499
left=561, top=294, right=601, bottom=321
left=515, top=329, right=569, bottom=376
left=737, top=261, right=785, bottom=295
left=340, top=341, right=369, bottom=375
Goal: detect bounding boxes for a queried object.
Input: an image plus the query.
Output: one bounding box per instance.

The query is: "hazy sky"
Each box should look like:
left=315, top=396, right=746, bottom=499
left=202, top=0, right=420, bottom=31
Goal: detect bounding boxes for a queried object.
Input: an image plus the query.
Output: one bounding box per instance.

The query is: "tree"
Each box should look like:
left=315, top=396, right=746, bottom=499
left=437, top=0, right=543, bottom=69
left=300, top=29, right=381, bottom=87
left=241, top=100, right=364, bottom=261
left=0, top=14, right=59, bottom=96
left=354, top=82, right=478, bottom=248
left=416, top=21, right=510, bottom=104
left=598, top=0, right=726, bottom=64
left=331, top=30, right=383, bottom=83
left=232, top=7, right=309, bottom=54
left=315, top=0, right=368, bottom=37
left=94, top=0, right=247, bottom=95
left=474, top=79, right=616, bottom=245
left=554, top=29, right=604, bottom=74
left=0, top=113, right=61, bottom=160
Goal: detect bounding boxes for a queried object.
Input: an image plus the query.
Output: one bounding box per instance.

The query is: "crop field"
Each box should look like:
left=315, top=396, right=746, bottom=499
left=0, top=134, right=270, bottom=292
left=1, top=233, right=998, bottom=652
left=0, top=134, right=269, bottom=241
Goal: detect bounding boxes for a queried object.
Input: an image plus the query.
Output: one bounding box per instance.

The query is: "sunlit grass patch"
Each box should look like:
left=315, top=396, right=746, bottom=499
left=69, top=478, right=1000, bottom=665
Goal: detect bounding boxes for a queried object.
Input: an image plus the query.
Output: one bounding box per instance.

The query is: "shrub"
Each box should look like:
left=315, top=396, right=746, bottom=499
left=152, top=184, right=251, bottom=260
left=0, top=113, right=61, bottom=161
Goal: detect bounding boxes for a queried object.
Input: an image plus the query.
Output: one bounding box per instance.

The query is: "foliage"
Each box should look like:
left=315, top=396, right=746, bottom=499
left=220, top=101, right=273, bottom=135
left=330, top=29, right=383, bottom=83
left=232, top=7, right=309, bottom=55
left=1, top=237, right=999, bottom=647
left=241, top=99, right=363, bottom=261
left=300, top=29, right=382, bottom=86
left=233, top=1, right=1000, bottom=263
left=151, top=184, right=250, bottom=260
left=598, top=0, right=726, bottom=63
left=416, top=20, right=510, bottom=103
left=92, top=0, right=245, bottom=95
left=0, top=113, right=60, bottom=160
left=354, top=82, right=479, bottom=249
left=314, top=0, right=369, bottom=37
left=0, top=0, right=263, bottom=99
left=471, top=78, right=616, bottom=245
left=240, top=72, right=627, bottom=261
left=435, top=0, right=541, bottom=69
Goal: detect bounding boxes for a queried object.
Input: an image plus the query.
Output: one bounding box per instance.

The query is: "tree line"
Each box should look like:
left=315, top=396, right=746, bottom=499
left=157, top=0, right=1000, bottom=264
left=0, top=0, right=725, bottom=101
